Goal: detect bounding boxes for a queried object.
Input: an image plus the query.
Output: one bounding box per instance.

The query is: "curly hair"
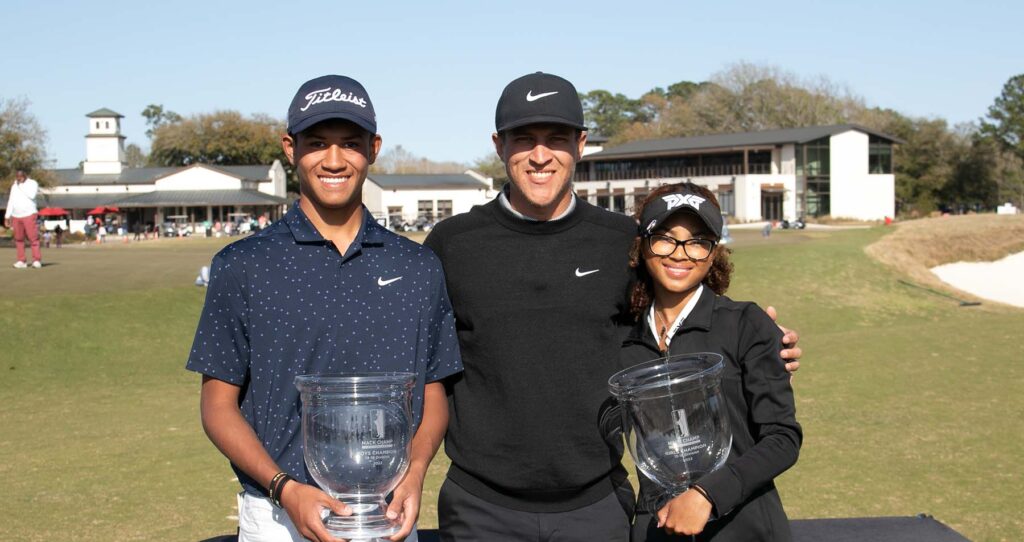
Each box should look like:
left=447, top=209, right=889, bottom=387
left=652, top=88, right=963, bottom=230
left=628, top=182, right=733, bottom=320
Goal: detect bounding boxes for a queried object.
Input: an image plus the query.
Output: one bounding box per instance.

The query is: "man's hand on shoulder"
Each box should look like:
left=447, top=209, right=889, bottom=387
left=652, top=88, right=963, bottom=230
left=279, top=481, right=350, bottom=542
left=766, top=306, right=802, bottom=375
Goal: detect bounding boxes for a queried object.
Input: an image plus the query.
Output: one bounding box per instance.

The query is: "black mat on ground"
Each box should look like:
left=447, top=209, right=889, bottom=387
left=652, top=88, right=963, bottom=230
left=199, top=514, right=970, bottom=542
left=790, top=515, right=969, bottom=541
left=413, top=515, right=969, bottom=542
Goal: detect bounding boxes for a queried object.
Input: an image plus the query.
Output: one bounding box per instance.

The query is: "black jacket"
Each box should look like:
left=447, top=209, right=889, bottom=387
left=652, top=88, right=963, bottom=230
left=620, top=287, right=802, bottom=542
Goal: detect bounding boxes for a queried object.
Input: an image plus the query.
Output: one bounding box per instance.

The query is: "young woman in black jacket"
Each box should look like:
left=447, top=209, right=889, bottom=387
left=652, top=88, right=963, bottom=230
left=623, top=182, right=802, bottom=542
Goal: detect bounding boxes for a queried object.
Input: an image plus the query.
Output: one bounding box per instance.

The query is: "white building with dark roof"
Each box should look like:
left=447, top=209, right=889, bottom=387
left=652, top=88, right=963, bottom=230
left=364, top=172, right=495, bottom=225
left=11, top=108, right=288, bottom=230
left=575, top=124, right=901, bottom=222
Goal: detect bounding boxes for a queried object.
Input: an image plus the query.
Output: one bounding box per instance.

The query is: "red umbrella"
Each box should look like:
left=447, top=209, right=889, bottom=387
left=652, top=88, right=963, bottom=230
left=86, top=206, right=120, bottom=215
left=38, top=207, right=69, bottom=217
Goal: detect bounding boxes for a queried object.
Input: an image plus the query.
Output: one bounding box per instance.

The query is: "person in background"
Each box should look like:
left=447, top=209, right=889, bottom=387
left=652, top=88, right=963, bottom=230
left=4, top=169, right=42, bottom=268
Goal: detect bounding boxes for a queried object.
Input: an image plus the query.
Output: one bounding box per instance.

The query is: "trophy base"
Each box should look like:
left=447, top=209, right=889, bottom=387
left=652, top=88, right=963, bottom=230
left=324, top=513, right=401, bottom=540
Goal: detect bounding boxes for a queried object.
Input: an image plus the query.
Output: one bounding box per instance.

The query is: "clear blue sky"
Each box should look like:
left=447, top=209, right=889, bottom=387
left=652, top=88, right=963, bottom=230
left=3, top=0, right=1021, bottom=169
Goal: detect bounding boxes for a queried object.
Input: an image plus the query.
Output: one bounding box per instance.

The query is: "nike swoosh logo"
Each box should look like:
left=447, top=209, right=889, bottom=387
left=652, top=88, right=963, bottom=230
left=378, top=276, right=403, bottom=286
left=526, top=90, right=559, bottom=102
left=575, top=268, right=599, bottom=277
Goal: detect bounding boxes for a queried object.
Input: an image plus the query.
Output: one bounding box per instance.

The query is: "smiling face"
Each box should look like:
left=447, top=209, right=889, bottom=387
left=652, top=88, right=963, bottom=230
left=282, top=119, right=381, bottom=220
left=643, top=211, right=719, bottom=300
left=493, top=123, right=586, bottom=220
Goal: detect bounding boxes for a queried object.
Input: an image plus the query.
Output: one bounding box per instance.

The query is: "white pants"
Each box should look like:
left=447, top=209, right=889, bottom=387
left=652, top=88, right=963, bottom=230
left=237, top=491, right=419, bottom=542
left=238, top=492, right=304, bottom=542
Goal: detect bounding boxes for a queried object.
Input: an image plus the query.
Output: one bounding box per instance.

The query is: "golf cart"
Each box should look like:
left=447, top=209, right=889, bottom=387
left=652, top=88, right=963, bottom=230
left=164, top=215, right=193, bottom=237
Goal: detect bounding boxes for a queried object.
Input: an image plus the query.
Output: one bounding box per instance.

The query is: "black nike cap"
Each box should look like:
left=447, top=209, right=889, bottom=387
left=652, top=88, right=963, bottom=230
left=495, top=72, right=587, bottom=133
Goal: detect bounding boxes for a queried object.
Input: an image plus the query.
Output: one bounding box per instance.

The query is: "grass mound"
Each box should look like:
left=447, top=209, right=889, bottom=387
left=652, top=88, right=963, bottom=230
left=865, top=214, right=1024, bottom=301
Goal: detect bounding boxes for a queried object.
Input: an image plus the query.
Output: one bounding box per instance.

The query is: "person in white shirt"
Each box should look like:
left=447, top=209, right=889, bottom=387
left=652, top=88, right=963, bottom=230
left=4, top=170, right=42, bottom=268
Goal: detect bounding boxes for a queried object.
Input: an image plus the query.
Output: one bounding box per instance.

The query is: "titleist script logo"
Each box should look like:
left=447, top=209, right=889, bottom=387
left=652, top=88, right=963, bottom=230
left=663, top=193, right=705, bottom=211
left=300, top=87, right=367, bottom=111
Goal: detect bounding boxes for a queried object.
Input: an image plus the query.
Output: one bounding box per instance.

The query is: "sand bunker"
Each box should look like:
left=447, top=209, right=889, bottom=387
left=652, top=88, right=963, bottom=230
left=931, top=251, right=1024, bottom=308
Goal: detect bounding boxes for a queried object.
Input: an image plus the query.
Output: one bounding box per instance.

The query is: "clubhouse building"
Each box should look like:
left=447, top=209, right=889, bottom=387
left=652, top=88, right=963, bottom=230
left=2, top=108, right=497, bottom=232
left=575, top=124, right=900, bottom=222
left=363, top=172, right=495, bottom=226
left=12, top=108, right=289, bottom=230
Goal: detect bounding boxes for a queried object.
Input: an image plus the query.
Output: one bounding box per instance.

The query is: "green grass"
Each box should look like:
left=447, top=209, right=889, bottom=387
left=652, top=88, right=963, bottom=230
left=727, top=228, right=1024, bottom=542
left=1, top=229, right=1021, bottom=541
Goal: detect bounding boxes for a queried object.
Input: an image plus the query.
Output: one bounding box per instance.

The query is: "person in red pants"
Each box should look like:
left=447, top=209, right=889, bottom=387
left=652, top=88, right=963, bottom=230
left=4, top=170, right=42, bottom=269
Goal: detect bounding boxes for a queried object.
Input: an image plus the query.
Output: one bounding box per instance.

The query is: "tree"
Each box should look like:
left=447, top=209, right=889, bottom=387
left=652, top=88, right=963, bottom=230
left=124, top=143, right=147, bottom=168
left=471, top=153, right=508, bottom=190
left=0, top=97, right=51, bottom=188
left=372, top=144, right=466, bottom=175
left=580, top=90, right=646, bottom=138
left=942, top=127, right=1000, bottom=211
left=141, top=104, right=182, bottom=139
left=980, top=74, right=1024, bottom=161
left=604, top=63, right=863, bottom=145
left=994, top=148, right=1024, bottom=208
left=148, top=110, right=286, bottom=168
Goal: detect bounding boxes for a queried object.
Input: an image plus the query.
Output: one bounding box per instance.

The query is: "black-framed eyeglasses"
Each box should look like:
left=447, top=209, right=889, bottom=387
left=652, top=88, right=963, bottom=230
left=646, top=234, right=717, bottom=260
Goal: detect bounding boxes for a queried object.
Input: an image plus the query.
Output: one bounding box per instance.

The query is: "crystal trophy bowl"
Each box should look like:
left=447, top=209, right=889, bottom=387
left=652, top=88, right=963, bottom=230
left=295, top=372, right=416, bottom=540
left=608, top=353, right=732, bottom=497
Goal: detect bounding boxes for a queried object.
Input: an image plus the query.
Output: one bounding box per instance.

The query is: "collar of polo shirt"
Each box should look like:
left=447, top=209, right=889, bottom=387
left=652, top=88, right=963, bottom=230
left=283, top=200, right=386, bottom=247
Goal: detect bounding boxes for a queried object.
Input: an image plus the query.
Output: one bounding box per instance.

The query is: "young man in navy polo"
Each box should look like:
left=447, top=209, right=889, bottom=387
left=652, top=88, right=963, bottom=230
left=425, top=73, right=801, bottom=541
left=188, top=75, right=462, bottom=542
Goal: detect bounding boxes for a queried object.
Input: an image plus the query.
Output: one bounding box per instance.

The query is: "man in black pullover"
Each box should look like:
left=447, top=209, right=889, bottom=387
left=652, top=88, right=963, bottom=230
left=425, top=72, right=801, bottom=541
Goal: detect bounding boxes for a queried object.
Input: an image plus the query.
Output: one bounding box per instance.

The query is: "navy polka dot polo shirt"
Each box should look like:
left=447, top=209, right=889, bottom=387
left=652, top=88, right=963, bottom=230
left=186, top=201, right=463, bottom=497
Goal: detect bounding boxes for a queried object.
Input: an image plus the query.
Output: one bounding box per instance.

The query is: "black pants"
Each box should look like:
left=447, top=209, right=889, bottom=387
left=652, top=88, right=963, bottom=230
left=438, top=477, right=632, bottom=542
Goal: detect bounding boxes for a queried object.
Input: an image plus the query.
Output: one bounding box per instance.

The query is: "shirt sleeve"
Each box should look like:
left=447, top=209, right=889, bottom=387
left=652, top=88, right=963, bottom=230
left=4, top=188, right=12, bottom=217
left=697, top=304, right=802, bottom=516
left=185, top=252, right=251, bottom=385
left=421, top=257, right=463, bottom=384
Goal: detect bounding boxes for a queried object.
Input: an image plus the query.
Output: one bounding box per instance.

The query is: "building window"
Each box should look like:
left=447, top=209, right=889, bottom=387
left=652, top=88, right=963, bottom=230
left=596, top=195, right=610, bottom=210
left=796, top=137, right=830, bottom=176
left=806, top=179, right=831, bottom=217
left=436, top=200, right=453, bottom=219
left=613, top=195, right=626, bottom=213
left=417, top=200, right=433, bottom=219
left=748, top=150, right=772, bottom=174
left=387, top=206, right=403, bottom=223
left=869, top=136, right=892, bottom=174
left=105, top=121, right=109, bottom=129
left=95, top=121, right=100, bottom=129
left=717, top=187, right=735, bottom=216
left=796, top=137, right=831, bottom=217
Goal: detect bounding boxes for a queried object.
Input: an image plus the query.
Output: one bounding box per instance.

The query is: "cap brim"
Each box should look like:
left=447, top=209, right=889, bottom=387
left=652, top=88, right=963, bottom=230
left=645, top=207, right=723, bottom=239
left=289, top=111, right=376, bottom=135
left=497, top=114, right=587, bottom=133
